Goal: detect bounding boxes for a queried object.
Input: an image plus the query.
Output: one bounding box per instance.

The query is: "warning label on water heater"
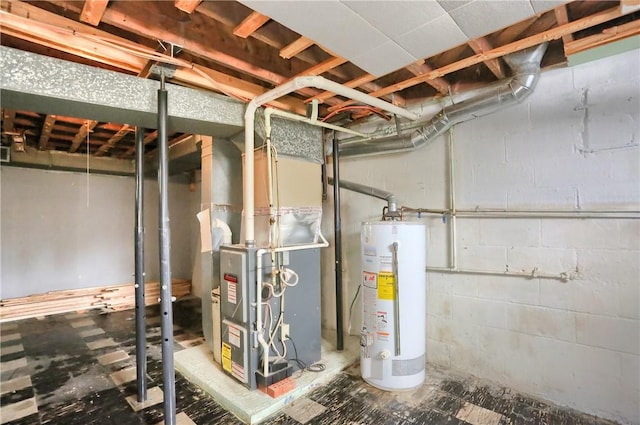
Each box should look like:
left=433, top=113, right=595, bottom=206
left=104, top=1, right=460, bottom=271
left=377, top=272, right=395, bottom=300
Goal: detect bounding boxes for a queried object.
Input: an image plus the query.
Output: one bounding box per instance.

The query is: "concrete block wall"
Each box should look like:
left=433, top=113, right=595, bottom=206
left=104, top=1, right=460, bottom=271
left=1, top=166, right=200, bottom=298
left=321, top=49, right=639, bottom=424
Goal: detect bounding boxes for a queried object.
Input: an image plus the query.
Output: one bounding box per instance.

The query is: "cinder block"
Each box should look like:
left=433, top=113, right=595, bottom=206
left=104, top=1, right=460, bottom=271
left=618, top=282, right=640, bottom=320
left=506, top=246, right=575, bottom=274
left=476, top=275, right=539, bottom=306
left=458, top=186, right=508, bottom=210
left=575, top=313, right=639, bottom=355
left=479, top=218, right=540, bottom=248
left=571, top=343, right=622, bottom=392
left=542, top=338, right=584, bottom=395
left=452, top=296, right=506, bottom=329
left=507, top=186, right=576, bottom=209
left=503, top=331, right=542, bottom=391
left=577, top=249, right=639, bottom=285
left=457, top=218, right=480, bottom=246
left=540, top=279, right=618, bottom=317
left=573, top=49, right=638, bottom=89
left=427, top=290, right=452, bottom=318
left=472, top=161, right=535, bottom=191
left=506, top=124, right=578, bottom=164
left=541, top=220, right=620, bottom=250
left=619, top=220, right=640, bottom=250
left=506, top=304, right=576, bottom=342
left=620, top=353, right=640, bottom=395
left=449, top=274, right=478, bottom=297
left=610, top=149, right=640, bottom=184
left=259, top=377, right=296, bottom=398
left=533, top=155, right=610, bottom=189
left=427, top=273, right=454, bottom=295
left=425, top=339, right=450, bottom=367
left=578, top=182, right=640, bottom=208
left=457, top=245, right=507, bottom=271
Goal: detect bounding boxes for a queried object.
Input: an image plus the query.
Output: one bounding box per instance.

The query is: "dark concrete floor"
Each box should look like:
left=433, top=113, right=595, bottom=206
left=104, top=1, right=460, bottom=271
left=0, top=298, right=620, bottom=425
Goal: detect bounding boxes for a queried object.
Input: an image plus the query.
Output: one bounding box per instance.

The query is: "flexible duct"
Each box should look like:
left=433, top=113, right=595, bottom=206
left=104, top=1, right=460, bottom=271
left=338, top=43, right=548, bottom=157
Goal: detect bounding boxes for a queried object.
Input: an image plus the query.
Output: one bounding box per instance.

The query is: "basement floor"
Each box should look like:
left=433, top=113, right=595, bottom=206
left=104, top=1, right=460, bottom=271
left=0, top=298, right=620, bottom=425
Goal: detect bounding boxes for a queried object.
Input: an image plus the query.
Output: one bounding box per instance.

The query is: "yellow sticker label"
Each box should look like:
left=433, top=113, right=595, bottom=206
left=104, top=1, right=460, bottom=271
left=378, top=272, right=395, bottom=300
left=222, top=342, right=232, bottom=373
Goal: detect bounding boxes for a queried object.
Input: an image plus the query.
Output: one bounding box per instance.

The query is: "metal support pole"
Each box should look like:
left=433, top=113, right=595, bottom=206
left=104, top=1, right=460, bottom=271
left=134, top=127, right=147, bottom=403
left=332, top=134, right=344, bottom=351
left=158, top=74, right=176, bottom=425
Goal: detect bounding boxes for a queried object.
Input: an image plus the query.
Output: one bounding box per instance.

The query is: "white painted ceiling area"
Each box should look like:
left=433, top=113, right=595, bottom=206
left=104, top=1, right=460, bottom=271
left=241, top=0, right=569, bottom=76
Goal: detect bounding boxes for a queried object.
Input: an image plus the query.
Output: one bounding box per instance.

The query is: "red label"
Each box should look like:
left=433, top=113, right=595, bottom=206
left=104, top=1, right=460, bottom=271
left=223, top=273, right=238, bottom=283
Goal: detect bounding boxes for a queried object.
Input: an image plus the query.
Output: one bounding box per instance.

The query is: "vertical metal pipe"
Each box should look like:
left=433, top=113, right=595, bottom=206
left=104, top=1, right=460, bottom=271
left=158, top=75, right=176, bottom=425
left=332, top=134, right=344, bottom=351
left=134, top=127, right=147, bottom=403
left=448, top=128, right=457, bottom=270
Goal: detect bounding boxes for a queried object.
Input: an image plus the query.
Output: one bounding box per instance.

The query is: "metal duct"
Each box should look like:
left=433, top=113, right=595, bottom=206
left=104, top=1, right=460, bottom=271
left=328, top=177, right=397, bottom=213
left=338, top=43, right=548, bottom=157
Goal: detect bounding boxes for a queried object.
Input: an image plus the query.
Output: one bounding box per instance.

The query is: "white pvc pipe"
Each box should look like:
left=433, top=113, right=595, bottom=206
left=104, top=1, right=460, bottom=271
left=265, top=107, right=371, bottom=139
left=244, top=76, right=417, bottom=246
left=255, top=234, right=329, bottom=376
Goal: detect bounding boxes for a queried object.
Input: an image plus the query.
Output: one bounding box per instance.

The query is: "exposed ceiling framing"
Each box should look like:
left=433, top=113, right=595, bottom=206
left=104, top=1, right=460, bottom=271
left=0, top=0, right=637, bottom=162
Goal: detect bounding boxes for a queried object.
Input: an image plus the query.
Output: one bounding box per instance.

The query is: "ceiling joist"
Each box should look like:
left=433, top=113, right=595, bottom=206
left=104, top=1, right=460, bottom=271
left=70, top=120, right=98, bottom=153
left=2, top=109, right=16, bottom=133
left=328, top=5, right=631, bottom=112
left=95, top=124, right=132, bottom=156
left=279, top=36, right=314, bottom=59
left=467, top=37, right=506, bottom=80
left=38, top=115, right=57, bottom=150
left=174, top=0, right=201, bottom=14
left=233, top=11, right=270, bottom=38
left=79, top=0, right=109, bottom=26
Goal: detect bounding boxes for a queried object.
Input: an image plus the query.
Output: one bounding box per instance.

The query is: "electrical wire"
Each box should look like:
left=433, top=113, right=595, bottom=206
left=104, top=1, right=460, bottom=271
left=286, top=335, right=326, bottom=374
left=321, top=106, right=392, bottom=123
left=347, top=283, right=362, bottom=335
left=279, top=267, right=299, bottom=287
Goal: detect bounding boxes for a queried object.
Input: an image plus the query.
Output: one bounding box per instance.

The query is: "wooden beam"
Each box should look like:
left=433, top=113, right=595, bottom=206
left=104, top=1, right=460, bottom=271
left=80, top=0, right=109, bottom=26
left=0, top=3, right=146, bottom=73
left=280, top=36, right=315, bottom=59
left=121, top=130, right=158, bottom=157
left=95, top=124, right=132, bottom=156
left=328, top=5, right=629, bottom=112
left=38, top=115, right=57, bottom=150
left=69, top=120, right=98, bottom=153
left=2, top=109, right=16, bottom=133
left=554, top=5, right=573, bottom=47
left=467, top=37, right=506, bottom=79
left=565, top=19, right=640, bottom=56
left=405, top=60, right=451, bottom=94
left=0, top=3, right=306, bottom=114
left=296, top=56, right=347, bottom=77
left=144, top=133, right=192, bottom=157
left=233, top=11, right=270, bottom=38
left=94, top=3, right=336, bottom=104
left=174, top=0, right=201, bottom=14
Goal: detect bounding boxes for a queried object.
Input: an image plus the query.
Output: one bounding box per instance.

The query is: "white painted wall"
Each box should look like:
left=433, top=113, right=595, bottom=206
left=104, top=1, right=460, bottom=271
left=0, top=166, right=200, bottom=299
left=321, top=49, right=640, bottom=424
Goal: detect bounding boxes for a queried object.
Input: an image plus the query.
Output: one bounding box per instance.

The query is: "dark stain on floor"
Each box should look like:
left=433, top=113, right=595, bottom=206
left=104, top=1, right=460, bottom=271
left=0, top=298, right=621, bottom=425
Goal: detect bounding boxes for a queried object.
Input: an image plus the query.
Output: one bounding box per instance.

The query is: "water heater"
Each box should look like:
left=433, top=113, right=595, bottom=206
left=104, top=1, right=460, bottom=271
left=360, top=221, right=426, bottom=391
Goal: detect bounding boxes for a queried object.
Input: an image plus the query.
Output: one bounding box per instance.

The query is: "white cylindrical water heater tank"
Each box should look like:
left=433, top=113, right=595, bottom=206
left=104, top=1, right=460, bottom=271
left=360, top=221, right=426, bottom=391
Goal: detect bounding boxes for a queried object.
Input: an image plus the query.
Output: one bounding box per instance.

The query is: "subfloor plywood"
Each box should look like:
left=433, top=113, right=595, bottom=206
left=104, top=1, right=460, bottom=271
left=174, top=330, right=359, bottom=424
